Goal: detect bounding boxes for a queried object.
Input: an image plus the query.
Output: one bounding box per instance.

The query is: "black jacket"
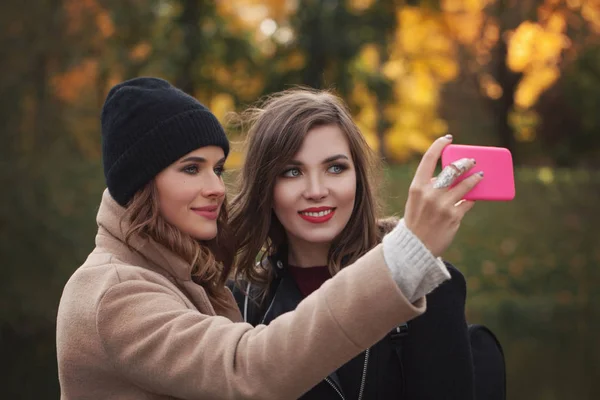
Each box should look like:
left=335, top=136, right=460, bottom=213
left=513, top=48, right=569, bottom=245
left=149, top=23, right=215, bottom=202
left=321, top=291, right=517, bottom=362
left=229, top=256, right=475, bottom=400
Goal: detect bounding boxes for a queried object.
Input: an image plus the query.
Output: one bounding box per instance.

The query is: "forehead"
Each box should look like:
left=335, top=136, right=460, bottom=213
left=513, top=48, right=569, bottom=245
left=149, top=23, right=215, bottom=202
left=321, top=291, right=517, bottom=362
left=293, top=124, right=351, bottom=162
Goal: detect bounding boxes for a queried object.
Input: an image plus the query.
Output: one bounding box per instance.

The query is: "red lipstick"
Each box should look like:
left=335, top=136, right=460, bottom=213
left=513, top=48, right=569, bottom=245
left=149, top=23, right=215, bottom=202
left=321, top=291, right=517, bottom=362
left=298, top=207, right=335, bottom=224
left=192, top=205, right=219, bottom=220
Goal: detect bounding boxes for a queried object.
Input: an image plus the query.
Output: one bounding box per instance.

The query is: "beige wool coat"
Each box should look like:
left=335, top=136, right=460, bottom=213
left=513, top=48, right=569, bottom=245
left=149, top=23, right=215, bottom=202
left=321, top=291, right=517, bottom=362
left=56, top=190, right=426, bottom=399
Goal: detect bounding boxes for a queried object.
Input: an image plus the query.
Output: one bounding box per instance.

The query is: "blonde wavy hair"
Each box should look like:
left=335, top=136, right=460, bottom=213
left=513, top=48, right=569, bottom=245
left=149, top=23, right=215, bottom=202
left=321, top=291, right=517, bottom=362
left=122, top=181, right=235, bottom=309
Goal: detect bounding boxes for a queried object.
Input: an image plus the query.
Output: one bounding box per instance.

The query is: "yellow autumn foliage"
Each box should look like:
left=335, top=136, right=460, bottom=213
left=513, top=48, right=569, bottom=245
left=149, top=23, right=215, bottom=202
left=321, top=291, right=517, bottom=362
left=480, top=74, right=503, bottom=100
left=442, top=0, right=487, bottom=45
left=371, top=0, right=584, bottom=158
left=357, top=44, right=381, bottom=74
left=351, top=82, right=380, bottom=153
left=439, top=0, right=571, bottom=113
left=582, top=0, right=600, bottom=32
left=507, top=20, right=568, bottom=73
left=210, top=93, right=235, bottom=123
left=217, top=0, right=296, bottom=33
left=515, top=66, right=561, bottom=109
left=506, top=22, right=542, bottom=73
left=351, top=16, right=454, bottom=162
left=375, top=7, right=458, bottom=161
left=436, top=0, right=593, bottom=145
left=507, top=14, right=569, bottom=108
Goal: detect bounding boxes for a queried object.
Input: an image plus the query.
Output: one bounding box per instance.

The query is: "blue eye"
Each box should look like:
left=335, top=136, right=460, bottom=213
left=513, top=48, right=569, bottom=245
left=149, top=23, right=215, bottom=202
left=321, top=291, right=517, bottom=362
left=282, top=168, right=301, bottom=178
left=328, top=164, right=347, bottom=174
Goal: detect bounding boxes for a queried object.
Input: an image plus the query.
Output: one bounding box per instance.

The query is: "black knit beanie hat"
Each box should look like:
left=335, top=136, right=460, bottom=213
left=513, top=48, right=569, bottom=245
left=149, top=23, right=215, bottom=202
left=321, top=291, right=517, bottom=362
left=101, top=77, right=230, bottom=206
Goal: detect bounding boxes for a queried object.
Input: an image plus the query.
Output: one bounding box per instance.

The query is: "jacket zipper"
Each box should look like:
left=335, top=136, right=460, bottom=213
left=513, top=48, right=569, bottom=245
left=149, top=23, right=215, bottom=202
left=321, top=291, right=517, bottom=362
left=259, top=292, right=278, bottom=324
left=357, top=348, right=370, bottom=400
left=325, top=377, right=346, bottom=400
left=324, top=347, right=370, bottom=400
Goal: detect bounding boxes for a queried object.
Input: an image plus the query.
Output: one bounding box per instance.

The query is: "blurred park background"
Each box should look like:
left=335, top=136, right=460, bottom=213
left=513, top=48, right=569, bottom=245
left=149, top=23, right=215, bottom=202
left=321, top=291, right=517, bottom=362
left=1, top=0, right=599, bottom=398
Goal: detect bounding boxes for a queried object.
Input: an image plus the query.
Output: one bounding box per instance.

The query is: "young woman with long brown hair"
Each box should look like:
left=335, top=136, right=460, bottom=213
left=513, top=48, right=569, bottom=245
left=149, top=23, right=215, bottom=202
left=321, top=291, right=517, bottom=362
left=230, top=88, right=482, bottom=399
left=56, top=78, right=478, bottom=399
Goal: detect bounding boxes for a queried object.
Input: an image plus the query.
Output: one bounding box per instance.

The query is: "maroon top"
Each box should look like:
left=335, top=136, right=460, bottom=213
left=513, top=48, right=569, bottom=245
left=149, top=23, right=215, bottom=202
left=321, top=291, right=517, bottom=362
left=287, top=265, right=332, bottom=297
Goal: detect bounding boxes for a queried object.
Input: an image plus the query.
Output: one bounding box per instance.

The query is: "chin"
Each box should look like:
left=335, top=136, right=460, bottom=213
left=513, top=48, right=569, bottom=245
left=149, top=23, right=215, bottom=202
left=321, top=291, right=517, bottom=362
left=299, top=231, right=341, bottom=244
left=191, top=234, right=217, bottom=241
left=186, top=226, right=218, bottom=241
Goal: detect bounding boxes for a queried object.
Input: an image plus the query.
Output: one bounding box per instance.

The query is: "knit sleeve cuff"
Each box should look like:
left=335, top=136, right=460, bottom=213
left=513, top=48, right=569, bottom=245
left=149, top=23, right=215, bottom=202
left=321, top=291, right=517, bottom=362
left=381, top=219, right=451, bottom=303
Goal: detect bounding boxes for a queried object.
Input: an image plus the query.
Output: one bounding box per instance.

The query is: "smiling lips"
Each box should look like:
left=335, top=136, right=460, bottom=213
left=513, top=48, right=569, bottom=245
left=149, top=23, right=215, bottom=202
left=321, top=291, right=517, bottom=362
left=192, top=205, right=219, bottom=220
left=298, top=206, right=336, bottom=223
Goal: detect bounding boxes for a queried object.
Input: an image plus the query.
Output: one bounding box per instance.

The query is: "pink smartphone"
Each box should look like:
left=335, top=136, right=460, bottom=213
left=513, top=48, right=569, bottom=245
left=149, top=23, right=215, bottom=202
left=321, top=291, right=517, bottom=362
left=441, top=144, right=515, bottom=201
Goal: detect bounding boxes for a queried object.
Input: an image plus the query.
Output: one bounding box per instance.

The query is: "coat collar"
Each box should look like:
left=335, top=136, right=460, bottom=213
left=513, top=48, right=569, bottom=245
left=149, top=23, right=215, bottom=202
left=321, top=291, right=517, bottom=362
left=94, top=189, right=243, bottom=322
left=95, top=189, right=194, bottom=282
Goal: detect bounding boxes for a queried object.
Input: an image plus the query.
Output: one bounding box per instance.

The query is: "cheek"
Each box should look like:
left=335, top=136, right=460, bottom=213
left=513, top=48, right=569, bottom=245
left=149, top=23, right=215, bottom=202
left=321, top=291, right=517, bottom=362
left=339, top=174, right=357, bottom=208
left=272, top=184, right=285, bottom=216
left=156, top=186, right=180, bottom=224
left=156, top=177, right=194, bottom=222
left=272, top=181, right=296, bottom=220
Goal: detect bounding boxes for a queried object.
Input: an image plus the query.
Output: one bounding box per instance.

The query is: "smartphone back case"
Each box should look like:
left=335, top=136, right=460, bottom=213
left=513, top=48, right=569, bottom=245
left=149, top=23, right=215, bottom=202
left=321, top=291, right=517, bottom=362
left=441, top=145, right=515, bottom=201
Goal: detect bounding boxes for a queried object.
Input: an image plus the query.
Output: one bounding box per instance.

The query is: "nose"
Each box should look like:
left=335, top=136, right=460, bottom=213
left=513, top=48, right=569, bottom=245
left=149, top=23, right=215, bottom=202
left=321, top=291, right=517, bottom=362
left=202, top=172, right=225, bottom=199
left=303, top=173, right=328, bottom=201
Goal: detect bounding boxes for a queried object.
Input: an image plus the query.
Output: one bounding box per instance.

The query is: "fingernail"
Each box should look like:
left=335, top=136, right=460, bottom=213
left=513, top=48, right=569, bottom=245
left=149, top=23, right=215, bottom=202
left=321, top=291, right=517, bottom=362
left=478, top=171, right=484, bottom=177
left=444, top=134, right=453, bottom=141
left=471, top=158, right=476, bottom=165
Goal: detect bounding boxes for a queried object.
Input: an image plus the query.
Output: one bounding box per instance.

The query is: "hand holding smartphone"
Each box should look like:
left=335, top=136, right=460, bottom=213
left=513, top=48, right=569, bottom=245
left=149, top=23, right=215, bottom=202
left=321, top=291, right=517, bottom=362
left=441, top=144, right=515, bottom=201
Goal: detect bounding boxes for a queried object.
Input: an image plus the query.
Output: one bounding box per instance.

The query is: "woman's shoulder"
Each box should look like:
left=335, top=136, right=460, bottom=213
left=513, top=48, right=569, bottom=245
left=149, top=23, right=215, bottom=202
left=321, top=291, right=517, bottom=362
left=67, top=247, right=183, bottom=301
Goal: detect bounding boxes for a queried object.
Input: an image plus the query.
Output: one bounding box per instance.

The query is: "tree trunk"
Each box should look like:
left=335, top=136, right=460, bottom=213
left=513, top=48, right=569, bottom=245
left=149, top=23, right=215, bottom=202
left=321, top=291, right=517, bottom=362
left=491, top=36, right=520, bottom=160
left=176, top=0, right=202, bottom=95
left=301, top=1, right=326, bottom=89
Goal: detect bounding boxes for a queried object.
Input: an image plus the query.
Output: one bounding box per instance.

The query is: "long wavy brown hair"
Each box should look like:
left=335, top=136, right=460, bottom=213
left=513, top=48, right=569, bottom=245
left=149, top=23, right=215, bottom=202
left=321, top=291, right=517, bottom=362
left=229, top=88, right=384, bottom=295
left=122, top=181, right=235, bottom=309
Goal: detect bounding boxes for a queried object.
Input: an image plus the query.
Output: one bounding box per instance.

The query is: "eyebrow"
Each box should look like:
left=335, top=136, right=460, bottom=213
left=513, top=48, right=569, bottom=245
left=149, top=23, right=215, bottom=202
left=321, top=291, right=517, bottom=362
left=288, top=154, right=350, bottom=166
left=179, top=156, right=226, bottom=164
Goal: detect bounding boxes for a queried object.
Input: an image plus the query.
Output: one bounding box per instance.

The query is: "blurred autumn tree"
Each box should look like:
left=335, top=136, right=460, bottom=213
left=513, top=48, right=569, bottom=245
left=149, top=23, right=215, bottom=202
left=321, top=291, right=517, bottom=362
left=1, top=1, right=105, bottom=396
left=440, top=0, right=600, bottom=165
left=36, top=0, right=600, bottom=165
left=218, top=0, right=600, bottom=165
